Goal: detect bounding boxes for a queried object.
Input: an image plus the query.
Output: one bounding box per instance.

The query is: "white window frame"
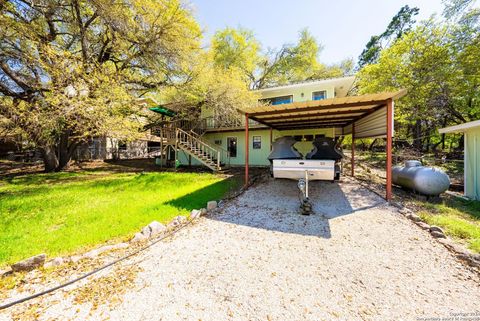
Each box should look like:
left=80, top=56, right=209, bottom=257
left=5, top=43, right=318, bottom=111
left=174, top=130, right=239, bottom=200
left=312, top=90, right=327, bottom=101
left=252, top=136, right=261, bottom=149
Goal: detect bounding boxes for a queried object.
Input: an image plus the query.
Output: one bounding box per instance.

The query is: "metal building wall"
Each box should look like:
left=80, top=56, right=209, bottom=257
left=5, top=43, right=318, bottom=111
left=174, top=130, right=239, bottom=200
left=343, top=106, right=392, bottom=139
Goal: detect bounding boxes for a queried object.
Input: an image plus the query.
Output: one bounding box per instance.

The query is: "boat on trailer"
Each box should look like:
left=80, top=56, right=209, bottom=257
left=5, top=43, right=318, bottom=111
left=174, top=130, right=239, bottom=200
left=269, top=136, right=343, bottom=215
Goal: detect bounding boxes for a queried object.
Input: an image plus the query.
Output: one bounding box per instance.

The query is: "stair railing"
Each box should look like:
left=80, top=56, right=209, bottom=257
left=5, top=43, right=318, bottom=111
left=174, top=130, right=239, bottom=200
left=214, top=144, right=231, bottom=167
left=176, top=128, right=222, bottom=170
left=185, top=127, right=230, bottom=167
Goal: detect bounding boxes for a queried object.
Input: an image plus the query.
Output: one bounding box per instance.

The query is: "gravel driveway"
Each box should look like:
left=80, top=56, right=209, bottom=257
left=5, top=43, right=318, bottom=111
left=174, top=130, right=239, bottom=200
left=3, top=178, right=480, bottom=320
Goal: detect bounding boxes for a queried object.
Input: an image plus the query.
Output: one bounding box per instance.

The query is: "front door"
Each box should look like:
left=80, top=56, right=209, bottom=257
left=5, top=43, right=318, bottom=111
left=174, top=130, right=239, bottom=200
left=227, top=137, right=237, bottom=158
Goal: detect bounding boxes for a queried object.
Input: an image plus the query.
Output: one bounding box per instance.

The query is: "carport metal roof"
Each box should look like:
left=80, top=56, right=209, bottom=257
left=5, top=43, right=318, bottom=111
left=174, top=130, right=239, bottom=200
left=240, top=89, right=408, bottom=202
left=239, top=90, right=407, bottom=132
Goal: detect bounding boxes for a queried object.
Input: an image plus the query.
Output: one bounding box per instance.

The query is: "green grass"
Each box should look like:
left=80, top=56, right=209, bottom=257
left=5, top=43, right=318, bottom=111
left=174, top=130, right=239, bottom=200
left=0, top=170, right=237, bottom=266
left=417, top=197, right=480, bottom=253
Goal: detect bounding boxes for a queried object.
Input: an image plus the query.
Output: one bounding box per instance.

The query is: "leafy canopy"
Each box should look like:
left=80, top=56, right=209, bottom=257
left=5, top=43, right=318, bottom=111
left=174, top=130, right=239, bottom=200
left=210, top=27, right=353, bottom=89
left=0, top=0, right=202, bottom=170
left=358, top=5, right=419, bottom=68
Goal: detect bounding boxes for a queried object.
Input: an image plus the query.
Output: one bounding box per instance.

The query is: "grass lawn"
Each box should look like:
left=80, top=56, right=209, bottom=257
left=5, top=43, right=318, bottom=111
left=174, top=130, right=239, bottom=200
left=351, top=151, right=478, bottom=253
left=0, top=170, right=238, bottom=266
left=416, top=197, right=480, bottom=253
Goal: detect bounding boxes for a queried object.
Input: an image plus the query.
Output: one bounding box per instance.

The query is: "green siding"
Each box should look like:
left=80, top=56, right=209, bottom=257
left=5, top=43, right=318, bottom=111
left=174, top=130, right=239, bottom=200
left=465, top=127, right=480, bottom=200
left=261, top=85, right=335, bottom=102
left=200, top=128, right=336, bottom=166
left=181, top=77, right=355, bottom=168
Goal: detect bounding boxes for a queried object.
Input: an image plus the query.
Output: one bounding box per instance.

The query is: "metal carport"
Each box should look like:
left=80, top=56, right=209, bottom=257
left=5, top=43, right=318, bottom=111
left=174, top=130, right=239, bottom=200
left=239, top=89, right=407, bottom=201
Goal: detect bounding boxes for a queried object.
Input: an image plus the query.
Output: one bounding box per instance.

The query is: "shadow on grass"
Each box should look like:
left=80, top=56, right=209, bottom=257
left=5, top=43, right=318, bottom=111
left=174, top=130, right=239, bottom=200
left=0, top=172, right=238, bottom=265
left=0, top=171, right=224, bottom=201
left=1, top=171, right=86, bottom=185
left=0, top=158, right=163, bottom=183
left=444, top=196, right=480, bottom=220
left=0, top=172, right=126, bottom=201
left=166, top=176, right=241, bottom=212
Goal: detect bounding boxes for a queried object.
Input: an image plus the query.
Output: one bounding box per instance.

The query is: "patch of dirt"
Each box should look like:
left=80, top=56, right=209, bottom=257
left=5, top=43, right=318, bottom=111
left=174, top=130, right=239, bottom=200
left=73, top=264, right=144, bottom=311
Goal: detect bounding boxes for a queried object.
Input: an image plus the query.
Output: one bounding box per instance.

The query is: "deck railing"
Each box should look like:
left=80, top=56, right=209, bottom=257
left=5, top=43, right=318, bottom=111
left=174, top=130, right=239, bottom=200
left=150, top=120, right=237, bottom=167
left=204, top=116, right=262, bottom=129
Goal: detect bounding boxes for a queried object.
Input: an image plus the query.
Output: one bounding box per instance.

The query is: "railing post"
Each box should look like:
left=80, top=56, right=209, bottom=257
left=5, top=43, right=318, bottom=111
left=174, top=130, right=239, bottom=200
left=217, top=150, right=221, bottom=170
left=175, top=128, right=179, bottom=171
left=160, top=128, right=163, bottom=169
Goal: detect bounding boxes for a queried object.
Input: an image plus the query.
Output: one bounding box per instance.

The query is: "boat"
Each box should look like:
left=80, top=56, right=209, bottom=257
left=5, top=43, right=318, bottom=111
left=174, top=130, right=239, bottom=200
left=268, top=136, right=343, bottom=214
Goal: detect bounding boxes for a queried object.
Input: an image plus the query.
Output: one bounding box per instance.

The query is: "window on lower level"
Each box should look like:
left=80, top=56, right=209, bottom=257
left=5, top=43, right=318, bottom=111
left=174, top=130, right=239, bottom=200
left=312, top=90, right=327, bottom=101
left=253, top=136, right=261, bottom=149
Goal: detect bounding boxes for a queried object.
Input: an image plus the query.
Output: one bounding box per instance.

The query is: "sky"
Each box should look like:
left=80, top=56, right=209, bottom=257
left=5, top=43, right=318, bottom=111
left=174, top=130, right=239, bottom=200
left=189, top=0, right=446, bottom=64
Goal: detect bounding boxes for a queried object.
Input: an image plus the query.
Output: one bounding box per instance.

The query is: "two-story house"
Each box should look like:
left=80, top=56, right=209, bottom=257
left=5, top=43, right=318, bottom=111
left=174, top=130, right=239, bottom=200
left=175, top=76, right=355, bottom=167
left=152, top=75, right=406, bottom=201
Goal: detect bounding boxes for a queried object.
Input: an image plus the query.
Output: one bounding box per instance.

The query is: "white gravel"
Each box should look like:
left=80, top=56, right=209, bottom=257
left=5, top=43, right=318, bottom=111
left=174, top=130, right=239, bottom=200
left=2, top=178, right=480, bottom=321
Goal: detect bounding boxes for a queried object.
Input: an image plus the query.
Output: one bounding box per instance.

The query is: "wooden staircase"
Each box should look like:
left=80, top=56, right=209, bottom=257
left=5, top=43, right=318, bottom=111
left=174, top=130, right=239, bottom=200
left=150, top=120, right=229, bottom=172
left=176, top=128, right=221, bottom=171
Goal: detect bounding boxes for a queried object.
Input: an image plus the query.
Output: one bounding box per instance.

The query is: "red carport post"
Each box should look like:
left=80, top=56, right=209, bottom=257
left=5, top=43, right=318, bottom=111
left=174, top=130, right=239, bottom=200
left=386, top=99, right=394, bottom=201
left=269, top=127, right=273, bottom=151
left=245, top=113, right=249, bottom=187
left=351, top=122, right=355, bottom=177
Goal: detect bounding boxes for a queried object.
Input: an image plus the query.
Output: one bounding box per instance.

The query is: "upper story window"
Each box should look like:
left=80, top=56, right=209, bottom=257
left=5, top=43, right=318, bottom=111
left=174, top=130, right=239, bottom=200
left=261, top=95, right=293, bottom=106
left=312, top=90, right=327, bottom=101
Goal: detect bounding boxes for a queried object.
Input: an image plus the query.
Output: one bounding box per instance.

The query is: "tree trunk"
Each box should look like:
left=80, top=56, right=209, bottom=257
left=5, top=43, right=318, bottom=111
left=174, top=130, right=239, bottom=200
left=56, top=132, right=69, bottom=171
left=41, top=146, right=59, bottom=172
left=432, top=141, right=442, bottom=152
left=368, top=138, right=378, bottom=151
left=55, top=131, right=80, bottom=171
left=425, top=127, right=431, bottom=153
left=441, top=118, right=447, bottom=150
left=413, top=119, right=422, bottom=151
left=39, top=131, right=80, bottom=172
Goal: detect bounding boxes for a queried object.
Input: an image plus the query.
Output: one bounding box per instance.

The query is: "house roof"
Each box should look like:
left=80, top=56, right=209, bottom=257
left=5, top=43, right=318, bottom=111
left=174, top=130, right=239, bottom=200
left=253, top=76, right=355, bottom=92
left=439, top=120, right=480, bottom=133
left=239, top=90, right=407, bottom=131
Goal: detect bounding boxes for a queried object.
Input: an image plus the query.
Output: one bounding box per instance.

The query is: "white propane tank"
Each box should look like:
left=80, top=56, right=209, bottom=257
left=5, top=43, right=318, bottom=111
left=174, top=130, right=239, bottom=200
left=392, top=160, right=450, bottom=196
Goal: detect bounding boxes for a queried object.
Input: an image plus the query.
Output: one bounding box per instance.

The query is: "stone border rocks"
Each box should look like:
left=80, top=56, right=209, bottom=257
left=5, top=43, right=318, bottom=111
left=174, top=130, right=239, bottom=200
left=397, top=206, right=480, bottom=271
left=3, top=198, right=223, bottom=277
left=45, top=241, right=132, bottom=268
left=207, top=200, right=217, bottom=211
left=11, top=254, right=46, bottom=272
left=131, top=220, right=168, bottom=243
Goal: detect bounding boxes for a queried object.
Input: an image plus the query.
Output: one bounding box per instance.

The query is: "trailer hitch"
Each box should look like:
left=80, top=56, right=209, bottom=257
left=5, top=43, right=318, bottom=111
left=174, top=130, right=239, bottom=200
left=298, top=171, right=313, bottom=215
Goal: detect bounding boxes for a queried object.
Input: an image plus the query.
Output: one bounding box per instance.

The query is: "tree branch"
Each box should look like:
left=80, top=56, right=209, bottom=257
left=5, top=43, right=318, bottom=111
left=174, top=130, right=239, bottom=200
left=0, top=61, right=33, bottom=93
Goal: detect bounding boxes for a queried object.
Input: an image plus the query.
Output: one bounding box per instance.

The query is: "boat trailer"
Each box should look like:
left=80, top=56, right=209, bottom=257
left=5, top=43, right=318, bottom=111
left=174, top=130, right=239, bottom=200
left=297, top=171, right=312, bottom=215
left=269, top=136, right=343, bottom=215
